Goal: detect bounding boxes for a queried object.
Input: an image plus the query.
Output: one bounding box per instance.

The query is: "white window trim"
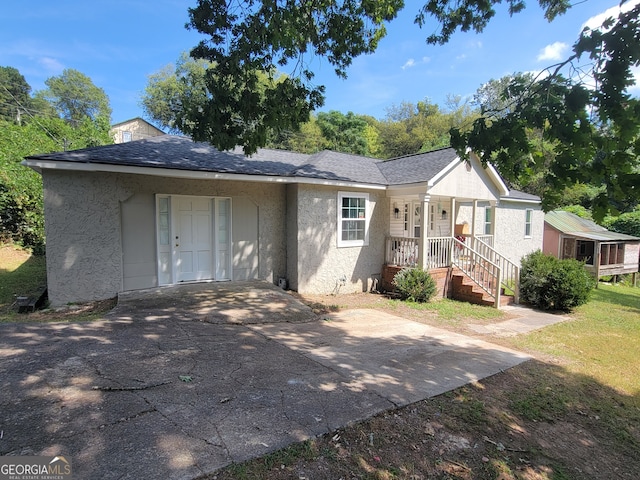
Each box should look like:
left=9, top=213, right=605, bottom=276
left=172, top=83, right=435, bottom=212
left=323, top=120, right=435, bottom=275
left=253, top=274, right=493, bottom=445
left=484, top=206, right=492, bottom=235
left=524, top=208, right=533, bottom=238
left=337, top=191, right=370, bottom=248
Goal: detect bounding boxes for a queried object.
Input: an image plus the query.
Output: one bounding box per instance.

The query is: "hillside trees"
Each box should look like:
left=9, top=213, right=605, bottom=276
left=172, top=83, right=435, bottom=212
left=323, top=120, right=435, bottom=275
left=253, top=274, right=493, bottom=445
left=36, top=69, right=112, bottom=125
left=0, top=67, right=113, bottom=251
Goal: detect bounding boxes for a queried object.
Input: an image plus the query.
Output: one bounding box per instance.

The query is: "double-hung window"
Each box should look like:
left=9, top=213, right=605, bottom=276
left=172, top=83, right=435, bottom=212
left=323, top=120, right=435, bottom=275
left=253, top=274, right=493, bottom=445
left=338, top=192, right=369, bottom=247
left=484, top=207, right=492, bottom=235
left=524, top=209, right=533, bottom=237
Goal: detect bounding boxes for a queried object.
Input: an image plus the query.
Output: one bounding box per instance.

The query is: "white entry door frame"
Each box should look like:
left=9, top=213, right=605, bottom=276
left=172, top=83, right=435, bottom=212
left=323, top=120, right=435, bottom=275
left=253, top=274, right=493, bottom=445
left=156, top=194, right=232, bottom=286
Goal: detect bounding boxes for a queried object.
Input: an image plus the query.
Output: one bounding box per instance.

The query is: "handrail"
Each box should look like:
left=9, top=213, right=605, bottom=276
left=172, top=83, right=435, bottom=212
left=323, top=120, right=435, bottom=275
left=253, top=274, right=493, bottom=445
left=472, top=237, right=520, bottom=304
left=451, top=237, right=501, bottom=308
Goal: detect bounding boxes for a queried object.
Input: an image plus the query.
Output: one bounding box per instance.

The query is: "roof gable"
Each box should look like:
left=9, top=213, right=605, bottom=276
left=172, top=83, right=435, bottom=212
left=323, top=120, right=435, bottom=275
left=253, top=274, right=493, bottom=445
left=377, top=147, right=457, bottom=185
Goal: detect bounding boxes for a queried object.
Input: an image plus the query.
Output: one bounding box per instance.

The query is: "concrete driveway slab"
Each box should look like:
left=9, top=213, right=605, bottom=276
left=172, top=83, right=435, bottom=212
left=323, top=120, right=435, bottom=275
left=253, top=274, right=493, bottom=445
left=251, top=309, right=531, bottom=406
left=0, top=282, right=531, bottom=479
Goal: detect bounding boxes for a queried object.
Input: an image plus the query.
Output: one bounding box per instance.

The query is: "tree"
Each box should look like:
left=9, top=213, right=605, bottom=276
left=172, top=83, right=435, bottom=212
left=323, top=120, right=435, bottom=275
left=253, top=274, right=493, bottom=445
left=37, top=69, right=112, bottom=125
left=140, top=53, right=211, bottom=134
left=315, top=111, right=373, bottom=156
left=267, top=115, right=329, bottom=153
left=186, top=0, right=639, bottom=217
left=377, top=98, right=477, bottom=158
left=0, top=67, right=33, bottom=123
left=186, top=0, right=402, bottom=153
left=451, top=4, right=640, bottom=219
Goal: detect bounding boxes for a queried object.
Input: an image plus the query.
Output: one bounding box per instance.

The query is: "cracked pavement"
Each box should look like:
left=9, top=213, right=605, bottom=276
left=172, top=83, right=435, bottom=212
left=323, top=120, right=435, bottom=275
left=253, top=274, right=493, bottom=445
left=0, top=281, right=529, bottom=479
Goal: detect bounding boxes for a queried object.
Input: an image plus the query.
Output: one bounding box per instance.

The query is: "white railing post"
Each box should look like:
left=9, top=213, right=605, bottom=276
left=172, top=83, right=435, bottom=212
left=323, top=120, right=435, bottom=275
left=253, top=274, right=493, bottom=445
left=494, top=266, right=502, bottom=308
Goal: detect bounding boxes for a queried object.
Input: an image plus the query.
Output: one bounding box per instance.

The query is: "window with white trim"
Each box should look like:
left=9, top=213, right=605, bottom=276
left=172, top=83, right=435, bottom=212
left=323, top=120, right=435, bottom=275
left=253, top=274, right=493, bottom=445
left=524, top=209, right=533, bottom=237
left=484, top=206, right=492, bottom=235
left=337, top=192, right=369, bottom=247
left=122, top=131, right=132, bottom=142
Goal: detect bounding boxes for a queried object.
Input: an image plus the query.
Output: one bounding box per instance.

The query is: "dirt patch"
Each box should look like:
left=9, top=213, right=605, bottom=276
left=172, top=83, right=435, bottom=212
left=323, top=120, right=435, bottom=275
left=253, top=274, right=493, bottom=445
left=8, top=297, right=118, bottom=322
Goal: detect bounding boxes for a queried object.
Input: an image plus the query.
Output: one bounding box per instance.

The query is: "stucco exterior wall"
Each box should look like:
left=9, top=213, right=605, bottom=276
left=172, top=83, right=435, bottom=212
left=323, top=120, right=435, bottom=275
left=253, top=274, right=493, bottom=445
left=286, top=184, right=299, bottom=290
left=291, top=185, right=388, bottom=294
left=42, top=171, right=125, bottom=306
left=493, top=201, right=544, bottom=265
left=455, top=202, right=490, bottom=236
left=117, top=174, right=286, bottom=286
left=42, top=170, right=287, bottom=305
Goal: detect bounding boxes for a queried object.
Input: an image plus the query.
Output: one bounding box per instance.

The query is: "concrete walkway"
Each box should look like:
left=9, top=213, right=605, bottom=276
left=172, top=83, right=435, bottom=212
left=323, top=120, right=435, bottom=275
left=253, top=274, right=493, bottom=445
left=0, top=282, right=532, bottom=480
left=468, top=304, right=571, bottom=336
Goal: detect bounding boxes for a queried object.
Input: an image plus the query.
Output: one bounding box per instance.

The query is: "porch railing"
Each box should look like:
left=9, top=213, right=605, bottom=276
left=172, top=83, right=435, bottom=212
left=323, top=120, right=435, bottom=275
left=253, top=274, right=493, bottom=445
left=425, top=237, right=454, bottom=269
left=386, top=234, right=520, bottom=307
left=452, top=237, right=502, bottom=307
left=385, top=236, right=454, bottom=269
left=475, top=234, right=493, bottom=247
left=386, top=236, right=419, bottom=267
left=471, top=237, right=519, bottom=303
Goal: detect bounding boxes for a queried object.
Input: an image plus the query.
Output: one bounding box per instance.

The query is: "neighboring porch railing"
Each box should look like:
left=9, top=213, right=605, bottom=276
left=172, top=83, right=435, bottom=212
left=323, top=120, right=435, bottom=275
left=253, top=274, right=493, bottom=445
left=452, top=237, right=502, bottom=308
left=471, top=237, right=520, bottom=303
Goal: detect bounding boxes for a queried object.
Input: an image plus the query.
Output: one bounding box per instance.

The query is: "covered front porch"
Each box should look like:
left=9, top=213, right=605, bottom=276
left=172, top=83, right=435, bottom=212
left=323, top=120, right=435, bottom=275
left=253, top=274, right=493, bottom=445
left=382, top=195, right=519, bottom=307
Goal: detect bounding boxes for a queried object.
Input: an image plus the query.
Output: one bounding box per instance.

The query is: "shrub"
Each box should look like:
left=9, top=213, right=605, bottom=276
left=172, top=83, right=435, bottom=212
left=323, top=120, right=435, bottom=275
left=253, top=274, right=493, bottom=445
left=392, top=267, right=437, bottom=303
left=603, top=209, right=640, bottom=237
left=520, top=251, right=595, bottom=311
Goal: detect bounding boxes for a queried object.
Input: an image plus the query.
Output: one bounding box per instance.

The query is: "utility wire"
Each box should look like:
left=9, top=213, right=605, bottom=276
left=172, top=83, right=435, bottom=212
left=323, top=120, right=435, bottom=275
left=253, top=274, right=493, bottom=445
left=1, top=84, right=63, bottom=147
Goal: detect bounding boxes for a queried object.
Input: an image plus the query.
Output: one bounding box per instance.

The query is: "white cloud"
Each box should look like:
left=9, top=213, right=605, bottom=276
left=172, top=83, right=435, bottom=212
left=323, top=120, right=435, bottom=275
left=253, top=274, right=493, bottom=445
left=401, top=57, right=430, bottom=70
left=537, top=42, right=569, bottom=62
left=401, top=58, right=416, bottom=70
left=582, top=0, right=640, bottom=31
left=38, top=57, right=64, bottom=74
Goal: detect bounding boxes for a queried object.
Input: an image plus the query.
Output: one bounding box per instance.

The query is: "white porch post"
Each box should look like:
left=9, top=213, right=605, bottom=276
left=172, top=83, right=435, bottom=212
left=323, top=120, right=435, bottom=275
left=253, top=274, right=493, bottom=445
left=450, top=197, right=456, bottom=237
left=418, top=194, right=430, bottom=270
left=471, top=200, right=478, bottom=243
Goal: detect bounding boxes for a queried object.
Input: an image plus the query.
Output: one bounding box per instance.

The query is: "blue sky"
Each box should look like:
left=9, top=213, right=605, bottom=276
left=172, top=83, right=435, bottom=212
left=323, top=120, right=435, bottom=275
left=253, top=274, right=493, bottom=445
left=1, top=0, right=636, bottom=125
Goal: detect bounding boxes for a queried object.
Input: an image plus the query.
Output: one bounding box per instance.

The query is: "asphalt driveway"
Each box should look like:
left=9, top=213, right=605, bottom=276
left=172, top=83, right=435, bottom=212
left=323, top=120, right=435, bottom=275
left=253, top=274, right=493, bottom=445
left=0, top=281, right=529, bottom=479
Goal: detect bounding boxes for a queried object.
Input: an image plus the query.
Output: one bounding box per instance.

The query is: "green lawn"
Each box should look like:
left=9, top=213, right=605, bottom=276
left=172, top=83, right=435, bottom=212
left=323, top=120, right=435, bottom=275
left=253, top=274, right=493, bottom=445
left=0, top=244, right=47, bottom=315
left=209, top=282, right=640, bottom=480
left=511, top=283, right=640, bottom=398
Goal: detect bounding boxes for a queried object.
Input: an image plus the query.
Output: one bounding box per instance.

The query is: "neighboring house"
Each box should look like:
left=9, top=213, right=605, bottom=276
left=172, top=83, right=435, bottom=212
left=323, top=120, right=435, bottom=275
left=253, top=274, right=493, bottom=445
left=543, top=210, right=640, bottom=279
left=23, top=135, right=544, bottom=307
left=109, top=117, right=164, bottom=143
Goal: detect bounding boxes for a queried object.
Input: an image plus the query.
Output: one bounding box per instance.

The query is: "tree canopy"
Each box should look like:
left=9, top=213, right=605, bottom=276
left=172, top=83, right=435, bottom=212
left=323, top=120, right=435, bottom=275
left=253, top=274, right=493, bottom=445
left=37, top=68, right=112, bottom=125
left=451, top=3, right=640, bottom=218
left=185, top=0, right=640, bottom=216
left=0, top=67, right=113, bottom=251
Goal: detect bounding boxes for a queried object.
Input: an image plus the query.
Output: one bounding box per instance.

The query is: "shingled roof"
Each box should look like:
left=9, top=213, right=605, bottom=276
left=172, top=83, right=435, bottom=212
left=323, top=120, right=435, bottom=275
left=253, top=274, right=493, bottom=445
left=25, top=134, right=532, bottom=197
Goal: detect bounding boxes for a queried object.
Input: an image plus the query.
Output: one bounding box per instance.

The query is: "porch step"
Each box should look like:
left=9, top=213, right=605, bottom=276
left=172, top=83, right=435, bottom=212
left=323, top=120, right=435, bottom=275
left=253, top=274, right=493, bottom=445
left=451, top=273, right=513, bottom=307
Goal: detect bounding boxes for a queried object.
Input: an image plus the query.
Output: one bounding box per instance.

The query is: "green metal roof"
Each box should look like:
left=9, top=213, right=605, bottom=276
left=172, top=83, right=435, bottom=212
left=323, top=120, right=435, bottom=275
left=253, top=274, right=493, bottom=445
left=545, top=210, right=640, bottom=242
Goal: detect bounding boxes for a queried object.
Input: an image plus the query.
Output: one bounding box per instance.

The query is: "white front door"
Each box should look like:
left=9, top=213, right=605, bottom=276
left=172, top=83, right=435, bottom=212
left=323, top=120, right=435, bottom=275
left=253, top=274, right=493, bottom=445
left=156, top=195, right=232, bottom=285
left=175, top=197, right=213, bottom=282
